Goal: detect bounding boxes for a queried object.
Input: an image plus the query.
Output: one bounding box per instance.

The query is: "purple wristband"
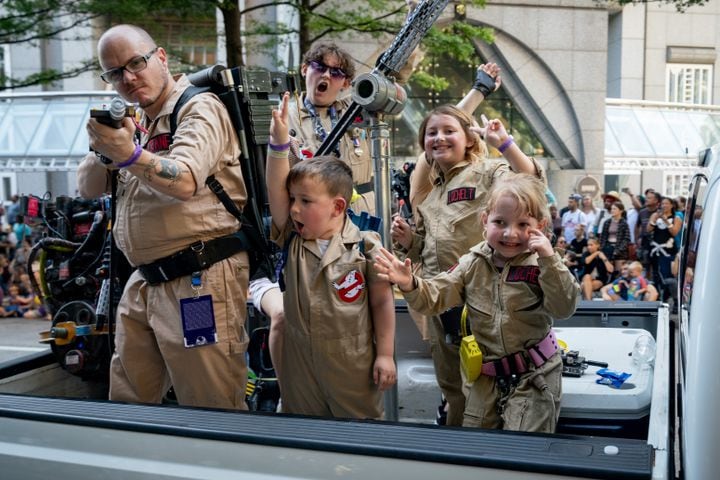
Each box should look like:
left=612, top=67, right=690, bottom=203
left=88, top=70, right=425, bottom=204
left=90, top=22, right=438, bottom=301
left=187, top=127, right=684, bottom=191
left=116, top=144, right=142, bottom=168
left=497, top=135, right=514, bottom=154
left=268, top=141, right=291, bottom=152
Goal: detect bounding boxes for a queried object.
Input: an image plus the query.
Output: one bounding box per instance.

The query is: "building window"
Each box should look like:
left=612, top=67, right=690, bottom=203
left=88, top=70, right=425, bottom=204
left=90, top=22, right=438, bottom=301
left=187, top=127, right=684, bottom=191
left=665, top=172, right=693, bottom=198
left=666, top=64, right=713, bottom=105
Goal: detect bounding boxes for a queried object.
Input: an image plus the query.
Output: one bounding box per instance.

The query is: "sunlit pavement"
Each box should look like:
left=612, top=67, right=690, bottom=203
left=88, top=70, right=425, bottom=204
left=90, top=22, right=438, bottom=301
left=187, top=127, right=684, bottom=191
left=0, top=316, right=50, bottom=364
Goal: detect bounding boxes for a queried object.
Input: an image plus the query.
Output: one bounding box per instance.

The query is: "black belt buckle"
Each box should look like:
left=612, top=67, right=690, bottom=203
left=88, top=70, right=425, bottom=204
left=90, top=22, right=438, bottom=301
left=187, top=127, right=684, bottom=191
left=190, top=240, right=209, bottom=269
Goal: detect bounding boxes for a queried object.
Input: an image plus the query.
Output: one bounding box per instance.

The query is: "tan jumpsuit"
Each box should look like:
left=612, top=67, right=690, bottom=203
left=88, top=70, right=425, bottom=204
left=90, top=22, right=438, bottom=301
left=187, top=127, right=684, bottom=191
left=272, top=218, right=384, bottom=419
left=404, top=241, right=580, bottom=432
left=401, top=158, right=545, bottom=426
left=288, top=95, right=375, bottom=214
left=104, top=75, right=250, bottom=410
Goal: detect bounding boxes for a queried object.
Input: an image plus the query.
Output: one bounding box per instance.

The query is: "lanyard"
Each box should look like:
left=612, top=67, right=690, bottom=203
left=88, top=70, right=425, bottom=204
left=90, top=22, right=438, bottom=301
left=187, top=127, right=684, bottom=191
left=303, top=96, right=340, bottom=156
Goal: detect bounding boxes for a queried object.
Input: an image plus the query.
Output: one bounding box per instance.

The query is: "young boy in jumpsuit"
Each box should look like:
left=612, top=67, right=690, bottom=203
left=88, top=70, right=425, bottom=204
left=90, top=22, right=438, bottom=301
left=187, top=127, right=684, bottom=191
left=264, top=92, right=397, bottom=418
left=390, top=104, right=545, bottom=426
left=376, top=174, right=580, bottom=432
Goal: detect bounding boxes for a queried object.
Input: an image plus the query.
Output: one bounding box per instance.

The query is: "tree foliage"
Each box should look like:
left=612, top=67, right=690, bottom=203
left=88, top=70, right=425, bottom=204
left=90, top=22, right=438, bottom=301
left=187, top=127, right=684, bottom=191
left=1, top=0, right=709, bottom=90
left=599, top=0, right=708, bottom=12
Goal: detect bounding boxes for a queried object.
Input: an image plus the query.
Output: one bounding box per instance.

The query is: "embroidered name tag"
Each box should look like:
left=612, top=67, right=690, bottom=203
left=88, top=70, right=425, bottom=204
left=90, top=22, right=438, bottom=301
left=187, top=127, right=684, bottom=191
left=145, top=133, right=172, bottom=153
left=506, top=266, right=540, bottom=285
left=447, top=187, right=476, bottom=204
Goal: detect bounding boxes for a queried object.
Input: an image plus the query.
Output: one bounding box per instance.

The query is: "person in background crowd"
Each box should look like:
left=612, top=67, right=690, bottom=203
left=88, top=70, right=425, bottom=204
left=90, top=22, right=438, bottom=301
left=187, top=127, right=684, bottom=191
left=580, top=195, right=598, bottom=235
left=636, top=190, right=660, bottom=277
left=580, top=237, right=613, bottom=300
left=598, top=200, right=631, bottom=272
left=594, top=190, right=620, bottom=237
left=561, top=194, right=586, bottom=242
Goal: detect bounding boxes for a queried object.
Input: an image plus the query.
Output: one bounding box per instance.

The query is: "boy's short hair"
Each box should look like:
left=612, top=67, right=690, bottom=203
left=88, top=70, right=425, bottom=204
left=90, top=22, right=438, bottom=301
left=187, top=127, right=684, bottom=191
left=629, top=261, right=643, bottom=273
left=287, top=156, right=354, bottom=204
left=484, top=173, right=549, bottom=223
left=302, top=42, right=356, bottom=79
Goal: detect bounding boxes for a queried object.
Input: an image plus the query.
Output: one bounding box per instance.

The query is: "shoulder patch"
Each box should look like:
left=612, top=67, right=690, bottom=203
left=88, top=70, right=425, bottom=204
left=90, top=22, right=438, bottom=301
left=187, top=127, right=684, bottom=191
left=447, top=187, right=476, bottom=204
left=506, top=265, right=541, bottom=286
left=332, top=269, right=365, bottom=303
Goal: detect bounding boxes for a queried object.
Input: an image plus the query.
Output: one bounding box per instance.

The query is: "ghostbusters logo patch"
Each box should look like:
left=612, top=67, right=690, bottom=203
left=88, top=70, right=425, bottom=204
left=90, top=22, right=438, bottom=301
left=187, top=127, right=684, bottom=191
left=332, top=270, right=365, bottom=303
left=447, top=187, right=476, bottom=204
left=506, top=266, right=540, bottom=286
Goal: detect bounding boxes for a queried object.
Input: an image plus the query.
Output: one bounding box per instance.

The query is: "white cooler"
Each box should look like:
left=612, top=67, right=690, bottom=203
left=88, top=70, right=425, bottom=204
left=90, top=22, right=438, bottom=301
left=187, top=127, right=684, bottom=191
left=556, top=327, right=654, bottom=420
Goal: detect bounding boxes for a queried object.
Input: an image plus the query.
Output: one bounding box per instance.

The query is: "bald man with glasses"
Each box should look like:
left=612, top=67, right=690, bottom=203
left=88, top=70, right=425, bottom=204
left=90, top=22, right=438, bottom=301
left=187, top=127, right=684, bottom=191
left=77, top=24, right=251, bottom=410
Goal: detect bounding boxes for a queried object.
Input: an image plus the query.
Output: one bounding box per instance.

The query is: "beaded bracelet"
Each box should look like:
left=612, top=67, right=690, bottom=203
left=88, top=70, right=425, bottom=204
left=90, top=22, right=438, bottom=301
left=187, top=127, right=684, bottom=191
left=268, top=141, right=291, bottom=152
left=116, top=144, right=143, bottom=168
left=497, top=135, right=514, bottom=154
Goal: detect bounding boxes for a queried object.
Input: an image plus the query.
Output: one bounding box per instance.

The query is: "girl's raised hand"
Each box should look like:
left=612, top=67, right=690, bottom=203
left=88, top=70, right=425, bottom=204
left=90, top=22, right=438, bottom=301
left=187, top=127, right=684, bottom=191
left=528, top=228, right=554, bottom=258
left=373, top=247, right=415, bottom=291
left=473, top=114, right=509, bottom=150
left=270, top=92, right=290, bottom=145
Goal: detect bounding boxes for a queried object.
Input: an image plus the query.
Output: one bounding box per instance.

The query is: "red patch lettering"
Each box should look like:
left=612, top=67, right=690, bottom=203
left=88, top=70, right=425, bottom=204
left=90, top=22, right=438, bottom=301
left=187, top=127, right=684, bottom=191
left=145, top=133, right=172, bottom=153
left=506, top=266, right=541, bottom=285
left=447, top=187, right=476, bottom=205
left=332, top=270, right=365, bottom=303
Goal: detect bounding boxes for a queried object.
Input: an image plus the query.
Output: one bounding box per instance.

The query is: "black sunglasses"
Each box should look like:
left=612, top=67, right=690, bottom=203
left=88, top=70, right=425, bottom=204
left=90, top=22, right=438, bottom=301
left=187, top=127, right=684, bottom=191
left=308, top=60, right=348, bottom=79
left=100, top=48, right=158, bottom=84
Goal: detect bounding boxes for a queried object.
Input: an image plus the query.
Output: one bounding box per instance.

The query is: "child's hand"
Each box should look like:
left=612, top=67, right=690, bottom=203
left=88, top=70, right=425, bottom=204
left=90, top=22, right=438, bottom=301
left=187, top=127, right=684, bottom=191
left=474, top=115, right=509, bottom=150
left=373, top=354, right=397, bottom=391
left=391, top=214, right=413, bottom=249
left=270, top=92, right=290, bottom=145
left=373, top=247, right=414, bottom=291
left=528, top=228, right=554, bottom=257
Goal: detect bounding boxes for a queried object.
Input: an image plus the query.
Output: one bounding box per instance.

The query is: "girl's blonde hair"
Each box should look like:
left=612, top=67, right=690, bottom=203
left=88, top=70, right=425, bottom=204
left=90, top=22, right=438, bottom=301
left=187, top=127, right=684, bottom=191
left=484, top=173, right=549, bottom=223
left=418, top=105, right=488, bottom=166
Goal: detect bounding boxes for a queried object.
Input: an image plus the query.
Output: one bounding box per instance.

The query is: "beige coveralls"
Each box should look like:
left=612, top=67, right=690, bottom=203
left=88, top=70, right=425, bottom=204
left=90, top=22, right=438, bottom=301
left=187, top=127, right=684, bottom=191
left=401, top=158, right=544, bottom=426
left=288, top=94, right=375, bottom=213
left=106, top=75, right=250, bottom=410
left=272, top=218, right=384, bottom=419
left=404, top=241, right=580, bottom=432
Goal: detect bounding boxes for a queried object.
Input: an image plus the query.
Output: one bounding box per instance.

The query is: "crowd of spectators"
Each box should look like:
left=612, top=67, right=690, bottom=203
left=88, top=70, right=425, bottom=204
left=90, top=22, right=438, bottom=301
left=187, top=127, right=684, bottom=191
left=0, top=196, right=48, bottom=319
left=552, top=187, right=686, bottom=313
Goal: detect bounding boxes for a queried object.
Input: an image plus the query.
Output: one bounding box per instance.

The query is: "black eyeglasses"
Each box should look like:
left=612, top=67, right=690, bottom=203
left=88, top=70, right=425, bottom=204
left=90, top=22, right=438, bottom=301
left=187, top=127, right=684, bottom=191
left=100, top=48, right=158, bottom=84
left=308, top=60, right=348, bottom=79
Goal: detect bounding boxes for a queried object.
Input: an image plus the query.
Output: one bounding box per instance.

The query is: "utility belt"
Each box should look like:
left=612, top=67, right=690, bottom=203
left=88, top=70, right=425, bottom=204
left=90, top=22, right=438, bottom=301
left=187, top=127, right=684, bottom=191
left=138, top=232, right=250, bottom=285
left=481, top=329, right=559, bottom=377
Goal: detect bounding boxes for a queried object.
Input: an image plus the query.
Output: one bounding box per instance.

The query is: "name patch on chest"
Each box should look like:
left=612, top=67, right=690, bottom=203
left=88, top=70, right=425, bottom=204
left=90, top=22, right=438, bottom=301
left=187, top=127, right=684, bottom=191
left=447, top=187, right=476, bottom=204
left=145, top=133, right=172, bottom=153
left=332, top=269, right=365, bottom=303
left=506, top=266, right=540, bottom=286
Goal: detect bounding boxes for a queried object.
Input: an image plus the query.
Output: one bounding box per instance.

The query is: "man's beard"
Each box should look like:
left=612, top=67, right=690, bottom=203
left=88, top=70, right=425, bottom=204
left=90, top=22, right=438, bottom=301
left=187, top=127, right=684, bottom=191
left=138, top=74, right=169, bottom=109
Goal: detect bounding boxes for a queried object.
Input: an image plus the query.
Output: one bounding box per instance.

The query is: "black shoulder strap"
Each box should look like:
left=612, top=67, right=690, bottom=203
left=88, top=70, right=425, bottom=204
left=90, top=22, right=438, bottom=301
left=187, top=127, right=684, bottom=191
left=168, top=84, right=275, bottom=281
left=169, top=85, right=210, bottom=140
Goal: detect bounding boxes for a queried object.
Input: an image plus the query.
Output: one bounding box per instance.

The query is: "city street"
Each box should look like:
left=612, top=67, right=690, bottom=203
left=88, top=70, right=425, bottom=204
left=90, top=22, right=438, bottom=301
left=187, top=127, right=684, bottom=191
left=0, top=316, right=49, bottom=364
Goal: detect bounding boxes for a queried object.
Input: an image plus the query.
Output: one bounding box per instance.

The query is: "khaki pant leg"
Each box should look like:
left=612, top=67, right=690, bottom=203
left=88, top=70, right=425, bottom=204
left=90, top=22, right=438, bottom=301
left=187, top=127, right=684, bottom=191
left=462, top=375, right=502, bottom=429
left=110, top=270, right=170, bottom=404
left=502, top=356, right=563, bottom=433
left=279, top=328, right=329, bottom=417
left=429, top=315, right=464, bottom=426
left=152, top=252, right=250, bottom=410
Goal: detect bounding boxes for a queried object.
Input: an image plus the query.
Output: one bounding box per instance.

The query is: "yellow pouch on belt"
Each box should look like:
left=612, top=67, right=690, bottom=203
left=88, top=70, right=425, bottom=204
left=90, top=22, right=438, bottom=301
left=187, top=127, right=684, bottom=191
left=460, top=335, right=483, bottom=382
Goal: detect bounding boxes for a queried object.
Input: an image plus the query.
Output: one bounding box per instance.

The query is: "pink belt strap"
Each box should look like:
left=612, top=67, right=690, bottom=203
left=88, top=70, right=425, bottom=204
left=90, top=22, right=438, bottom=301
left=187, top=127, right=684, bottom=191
left=480, top=329, right=559, bottom=377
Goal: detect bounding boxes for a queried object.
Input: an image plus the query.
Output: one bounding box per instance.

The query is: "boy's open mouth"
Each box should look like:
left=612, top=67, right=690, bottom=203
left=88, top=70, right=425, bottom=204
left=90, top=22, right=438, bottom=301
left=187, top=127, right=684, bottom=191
left=317, top=81, right=329, bottom=93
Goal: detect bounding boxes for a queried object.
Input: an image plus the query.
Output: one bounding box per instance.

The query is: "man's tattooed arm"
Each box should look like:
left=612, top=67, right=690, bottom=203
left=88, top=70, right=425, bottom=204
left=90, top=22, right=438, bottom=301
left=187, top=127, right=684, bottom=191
left=157, top=158, right=185, bottom=189
left=142, top=155, right=188, bottom=190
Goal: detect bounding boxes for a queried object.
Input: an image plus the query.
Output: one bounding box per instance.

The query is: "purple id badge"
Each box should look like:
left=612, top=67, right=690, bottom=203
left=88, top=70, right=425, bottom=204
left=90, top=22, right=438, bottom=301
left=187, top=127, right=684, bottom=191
left=179, top=294, right=218, bottom=348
